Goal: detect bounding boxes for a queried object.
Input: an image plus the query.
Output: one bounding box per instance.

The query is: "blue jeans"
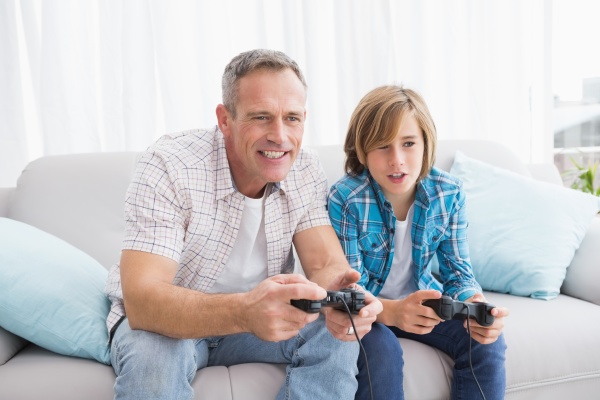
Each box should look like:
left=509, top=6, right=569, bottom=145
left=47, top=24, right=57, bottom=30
left=355, top=322, right=404, bottom=400
left=365, top=320, right=506, bottom=400
left=110, top=315, right=359, bottom=400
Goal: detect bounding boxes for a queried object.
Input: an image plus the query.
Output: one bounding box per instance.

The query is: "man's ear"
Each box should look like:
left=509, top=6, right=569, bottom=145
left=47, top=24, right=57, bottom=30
left=216, top=104, right=231, bottom=135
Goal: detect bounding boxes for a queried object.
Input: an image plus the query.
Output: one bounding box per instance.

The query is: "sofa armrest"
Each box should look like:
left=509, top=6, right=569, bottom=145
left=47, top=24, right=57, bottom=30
left=0, top=187, right=14, bottom=217
left=0, top=327, right=28, bottom=365
left=561, top=216, right=600, bottom=305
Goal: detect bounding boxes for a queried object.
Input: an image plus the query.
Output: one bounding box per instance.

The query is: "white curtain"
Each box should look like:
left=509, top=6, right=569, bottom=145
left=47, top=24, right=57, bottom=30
left=0, top=0, right=550, bottom=187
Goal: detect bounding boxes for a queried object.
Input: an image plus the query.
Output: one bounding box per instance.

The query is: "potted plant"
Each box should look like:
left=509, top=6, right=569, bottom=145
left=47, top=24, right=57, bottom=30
left=562, top=157, right=600, bottom=197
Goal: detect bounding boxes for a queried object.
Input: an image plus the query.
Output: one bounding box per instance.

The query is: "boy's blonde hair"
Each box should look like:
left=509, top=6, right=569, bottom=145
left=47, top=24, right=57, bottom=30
left=344, top=85, right=437, bottom=181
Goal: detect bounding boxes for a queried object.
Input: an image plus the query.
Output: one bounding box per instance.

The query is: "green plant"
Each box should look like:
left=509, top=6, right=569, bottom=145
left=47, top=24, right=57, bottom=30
left=563, top=157, right=600, bottom=197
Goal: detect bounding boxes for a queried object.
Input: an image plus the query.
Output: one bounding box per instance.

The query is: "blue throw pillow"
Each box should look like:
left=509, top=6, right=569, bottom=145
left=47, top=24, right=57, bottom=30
left=444, top=152, right=599, bottom=300
left=0, top=218, right=110, bottom=364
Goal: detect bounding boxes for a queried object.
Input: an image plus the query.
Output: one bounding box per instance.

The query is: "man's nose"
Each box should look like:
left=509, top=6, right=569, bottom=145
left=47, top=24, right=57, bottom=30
left=267, top=119, right=285, bottom=144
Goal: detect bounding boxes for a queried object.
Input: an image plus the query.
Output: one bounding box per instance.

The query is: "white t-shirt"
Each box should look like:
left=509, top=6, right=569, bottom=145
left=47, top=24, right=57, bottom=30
left=378, top=204, right=418, bottom=300
left=208, top=194, right=268, bottom=293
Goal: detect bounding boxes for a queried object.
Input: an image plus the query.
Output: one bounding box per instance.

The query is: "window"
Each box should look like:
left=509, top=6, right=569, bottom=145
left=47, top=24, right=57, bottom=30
left=552, top=0, right=600, bottom=193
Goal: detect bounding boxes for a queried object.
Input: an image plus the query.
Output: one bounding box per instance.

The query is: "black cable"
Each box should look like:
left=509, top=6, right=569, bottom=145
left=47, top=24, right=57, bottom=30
left=337, top=296, right=374, bottom=400
left=464, top=306, right=486, bottom=400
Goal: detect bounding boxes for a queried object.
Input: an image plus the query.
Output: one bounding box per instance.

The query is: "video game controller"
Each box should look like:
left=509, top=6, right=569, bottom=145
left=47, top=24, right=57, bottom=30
left=422, top=295, right=495, bottom=327
left=291, top=288, right=366, bottom=314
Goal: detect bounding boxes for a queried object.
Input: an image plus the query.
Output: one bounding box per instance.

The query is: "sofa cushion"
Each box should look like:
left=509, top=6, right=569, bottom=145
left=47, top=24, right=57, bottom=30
left=0, top=218, right=111, bottom=364
left=447, top=151, right=600, bottom=299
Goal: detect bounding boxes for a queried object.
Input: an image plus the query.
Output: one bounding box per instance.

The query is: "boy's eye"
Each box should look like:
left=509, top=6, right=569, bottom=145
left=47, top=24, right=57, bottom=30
left=403, top=142, right=415, bottom=147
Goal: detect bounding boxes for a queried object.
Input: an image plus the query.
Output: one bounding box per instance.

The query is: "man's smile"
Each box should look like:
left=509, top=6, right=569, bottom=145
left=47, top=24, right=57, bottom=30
left=260, top=150, right=287, bottom=159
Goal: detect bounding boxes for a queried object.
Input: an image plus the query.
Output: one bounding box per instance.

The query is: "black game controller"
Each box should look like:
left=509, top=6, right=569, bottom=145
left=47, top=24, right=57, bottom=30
left=422, top=295, right=495, bottom=327
left=291, top=288, right=366, bottom=314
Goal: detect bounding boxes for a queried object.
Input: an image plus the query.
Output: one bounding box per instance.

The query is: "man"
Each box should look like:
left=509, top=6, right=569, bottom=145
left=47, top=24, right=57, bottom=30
left=104, top=49, right=389, bottom=399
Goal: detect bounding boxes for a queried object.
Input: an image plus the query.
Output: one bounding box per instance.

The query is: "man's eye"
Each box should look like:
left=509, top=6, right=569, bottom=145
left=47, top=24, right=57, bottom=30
left=255, top=116, right=267, bottom=120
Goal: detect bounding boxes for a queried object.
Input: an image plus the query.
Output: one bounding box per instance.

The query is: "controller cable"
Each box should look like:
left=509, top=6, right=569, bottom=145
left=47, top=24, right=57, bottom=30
left=464, top=305, right=486, bottom=400
left=338, top=296, right=374, bottom=400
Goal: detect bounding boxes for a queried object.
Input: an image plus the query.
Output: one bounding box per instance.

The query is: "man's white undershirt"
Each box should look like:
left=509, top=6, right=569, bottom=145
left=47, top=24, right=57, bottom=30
left=208, top=194, right=268, bottom=293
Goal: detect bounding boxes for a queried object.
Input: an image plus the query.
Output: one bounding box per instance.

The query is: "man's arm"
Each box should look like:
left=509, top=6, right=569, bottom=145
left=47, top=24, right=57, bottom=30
left=293, top=225, right=350, bottom=289
left=293, top=225, right=382, bottom=340
left=120, top=250, right=325, bottom=341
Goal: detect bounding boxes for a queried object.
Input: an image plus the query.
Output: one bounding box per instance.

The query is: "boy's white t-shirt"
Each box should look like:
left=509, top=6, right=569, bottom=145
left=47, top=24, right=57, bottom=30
left=378, top=204, right=418, bottom=300
left=208, top=194, right=268, bottom=294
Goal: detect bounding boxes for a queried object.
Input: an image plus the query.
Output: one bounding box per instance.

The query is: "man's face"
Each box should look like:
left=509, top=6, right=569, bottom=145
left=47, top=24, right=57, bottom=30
left=217, top=68, right=307, bottom=198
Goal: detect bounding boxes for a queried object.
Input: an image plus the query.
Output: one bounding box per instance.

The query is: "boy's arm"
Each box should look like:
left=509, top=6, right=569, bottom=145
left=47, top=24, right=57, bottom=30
left=435, top=190, right=481, bottom=301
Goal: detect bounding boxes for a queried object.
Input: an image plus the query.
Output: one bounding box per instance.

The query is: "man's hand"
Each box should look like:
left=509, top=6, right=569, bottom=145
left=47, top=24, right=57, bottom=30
left=241, top=274, right=326, bottom=342
left=464, top=293, right=510, bottom=345
left=322, top=269, right=382, bottom=342
left=379, top=290, right=444, bottom=334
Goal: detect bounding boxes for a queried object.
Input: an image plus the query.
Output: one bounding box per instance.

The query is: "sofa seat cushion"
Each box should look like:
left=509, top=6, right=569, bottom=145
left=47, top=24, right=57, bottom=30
left=486, top=292, right=600, bottom=398
left=0, top=345, right=115, bottom=400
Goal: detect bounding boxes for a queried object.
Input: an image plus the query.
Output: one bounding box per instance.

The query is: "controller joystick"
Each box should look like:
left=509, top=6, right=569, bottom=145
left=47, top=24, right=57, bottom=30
left=422, top=295, right=495, bottom=327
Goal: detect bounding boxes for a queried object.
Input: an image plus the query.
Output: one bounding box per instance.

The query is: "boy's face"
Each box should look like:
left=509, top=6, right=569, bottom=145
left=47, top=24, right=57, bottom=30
left=365, top=114, right=424, bottom=207
left=218, top=68, right=307, bottom=198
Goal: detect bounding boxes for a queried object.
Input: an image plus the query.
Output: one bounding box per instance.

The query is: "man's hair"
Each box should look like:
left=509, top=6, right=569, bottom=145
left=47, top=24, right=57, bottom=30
left=222, top=49, right=307, bottom=118
left=344, top=85, right=437, bottom=181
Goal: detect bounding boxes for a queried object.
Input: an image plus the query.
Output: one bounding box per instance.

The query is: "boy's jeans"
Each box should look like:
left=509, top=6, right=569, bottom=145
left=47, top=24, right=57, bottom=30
left=110, top=314, right=359, bottom=400
left=362, top=320, right=507, bottom=400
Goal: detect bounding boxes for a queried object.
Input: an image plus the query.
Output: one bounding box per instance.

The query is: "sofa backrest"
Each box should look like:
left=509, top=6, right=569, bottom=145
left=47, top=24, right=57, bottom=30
left=5, top=139, right=560, bottom=270
left=7, top=152, right=139, bottom=269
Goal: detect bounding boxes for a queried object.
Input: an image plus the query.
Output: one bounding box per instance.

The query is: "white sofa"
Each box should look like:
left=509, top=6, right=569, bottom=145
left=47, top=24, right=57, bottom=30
left=1, top=139, right=599, bottom=399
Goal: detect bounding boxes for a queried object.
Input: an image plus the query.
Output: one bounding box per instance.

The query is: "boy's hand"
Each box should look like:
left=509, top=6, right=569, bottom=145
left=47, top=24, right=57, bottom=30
left=465, top=293, right=510, bottom=344
left=323, top=270, right=382, bottom=341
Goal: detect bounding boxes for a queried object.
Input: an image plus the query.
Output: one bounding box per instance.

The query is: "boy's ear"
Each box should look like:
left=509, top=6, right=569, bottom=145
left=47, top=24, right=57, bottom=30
left=357, top=151, right=366, bottom=167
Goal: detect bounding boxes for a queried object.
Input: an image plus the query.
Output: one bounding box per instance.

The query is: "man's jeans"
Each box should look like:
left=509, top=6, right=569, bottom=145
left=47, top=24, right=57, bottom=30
left=359, top=320, right=507, bottom=400
left=110, top=315, right=359, bottom=400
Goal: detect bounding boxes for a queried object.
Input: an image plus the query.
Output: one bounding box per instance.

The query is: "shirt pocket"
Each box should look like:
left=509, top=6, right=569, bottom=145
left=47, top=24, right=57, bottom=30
left=426, top=216, right=449, bottom=245
left=358, top=232, right=389, bottom=257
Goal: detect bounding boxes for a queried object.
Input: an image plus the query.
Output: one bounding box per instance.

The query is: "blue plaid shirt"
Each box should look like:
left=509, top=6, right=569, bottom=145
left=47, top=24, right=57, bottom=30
left=328, top=167, right=481, bottom=301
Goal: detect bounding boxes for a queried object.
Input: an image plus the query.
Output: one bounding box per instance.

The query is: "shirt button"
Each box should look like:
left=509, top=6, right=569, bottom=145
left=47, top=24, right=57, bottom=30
left=390, top=228, right=395, bottom=234
left=372, top=243, right=377, bottom=248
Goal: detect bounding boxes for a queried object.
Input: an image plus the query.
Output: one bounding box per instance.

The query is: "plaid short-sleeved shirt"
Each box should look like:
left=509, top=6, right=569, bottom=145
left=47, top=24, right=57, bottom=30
left=327, top=168, right=481, bottom=301
left=104, top=127, right=331, bottom=335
